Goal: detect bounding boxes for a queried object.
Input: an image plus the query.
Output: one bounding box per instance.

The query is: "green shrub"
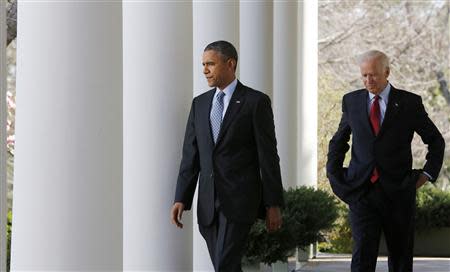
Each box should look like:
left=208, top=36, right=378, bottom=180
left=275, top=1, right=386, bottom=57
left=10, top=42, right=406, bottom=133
left=7, top=210, right=12, bottom=271
left=244, top=186, right=339, bottom=265
left=319, top=202, right=352, bottom=253
left=415, top=185, right=450, bottom=230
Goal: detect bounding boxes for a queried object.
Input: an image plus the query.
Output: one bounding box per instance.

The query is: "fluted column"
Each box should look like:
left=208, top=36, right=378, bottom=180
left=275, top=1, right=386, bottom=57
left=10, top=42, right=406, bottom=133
left=297, top=0, right=318, bottom=188
left=0, top=1, right=7, bottom=271
left=193, top=1, right=239, bottom=271
left=11, top=2, right=123, bottom=270
left=123, top=2, right=193, bottom=271
left=273, top=0, right=298, bottom=189
left=239, top=0, right=273, bottom=96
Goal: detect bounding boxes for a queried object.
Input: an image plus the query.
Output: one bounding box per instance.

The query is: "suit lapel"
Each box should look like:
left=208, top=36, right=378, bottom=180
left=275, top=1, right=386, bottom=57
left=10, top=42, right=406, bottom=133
left=358, top=90, right=374, bottom=136
left=215, top=81, right=246, bottom=147
left=201, top=89, right=216, bottom=149
left=377, top=86, right=400, bottom=138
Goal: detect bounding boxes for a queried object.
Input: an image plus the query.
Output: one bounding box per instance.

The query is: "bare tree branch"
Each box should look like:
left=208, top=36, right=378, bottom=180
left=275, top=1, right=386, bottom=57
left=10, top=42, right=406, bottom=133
left=436, top=71, right=450, bottom=105
left=6, top=0, right=17, bottom=46
left=318, top=0, right=450, bottom=189
left=318, top=10, right=368, bottom=51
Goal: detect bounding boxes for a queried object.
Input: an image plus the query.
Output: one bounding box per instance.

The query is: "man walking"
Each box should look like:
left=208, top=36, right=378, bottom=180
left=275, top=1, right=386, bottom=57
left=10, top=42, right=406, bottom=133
left=171, top=40, right=284, bottom=272
left=327, top=50, right=445, bottom=272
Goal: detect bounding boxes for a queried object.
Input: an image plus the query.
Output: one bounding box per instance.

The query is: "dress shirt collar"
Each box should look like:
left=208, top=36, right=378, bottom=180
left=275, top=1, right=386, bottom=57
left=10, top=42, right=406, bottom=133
left=215, top=78, right=238, bottom=98
left=368, top=82, right=391, bottom=103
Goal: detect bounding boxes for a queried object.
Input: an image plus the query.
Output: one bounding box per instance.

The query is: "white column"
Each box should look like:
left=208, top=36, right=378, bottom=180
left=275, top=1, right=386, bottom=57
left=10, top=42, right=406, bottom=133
left=297, top=0, right=318, bottom=188
left=193, top=2, right=239, bottom=271
left=0, top=1, right=7, bottom=271
left=193, top=1, right=239, bottom=96
left=239, top=0, right=273, bottom=96
left=11, top=2, right=123, bottom=270
left=273, top=1, right=298, bottom=189
left=123, top=2, right=193, bottom=271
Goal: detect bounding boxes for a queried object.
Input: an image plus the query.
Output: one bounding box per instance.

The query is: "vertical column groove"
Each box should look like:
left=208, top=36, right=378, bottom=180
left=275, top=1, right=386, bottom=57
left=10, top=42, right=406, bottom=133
left=123, top=2, right=193, bottom=271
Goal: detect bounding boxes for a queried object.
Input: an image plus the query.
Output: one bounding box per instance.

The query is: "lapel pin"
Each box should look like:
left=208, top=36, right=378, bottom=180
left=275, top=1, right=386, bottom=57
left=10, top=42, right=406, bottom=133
left=236, top=101, right=241, bottom=104
left=395, top=102, right=399, bottom=107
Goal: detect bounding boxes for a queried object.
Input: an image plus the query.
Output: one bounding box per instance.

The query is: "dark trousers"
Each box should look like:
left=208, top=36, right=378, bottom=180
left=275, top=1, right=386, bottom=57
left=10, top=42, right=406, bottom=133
left=349, top=182, right=416, bottom=272
left=198, top=210, right=252, bottom=272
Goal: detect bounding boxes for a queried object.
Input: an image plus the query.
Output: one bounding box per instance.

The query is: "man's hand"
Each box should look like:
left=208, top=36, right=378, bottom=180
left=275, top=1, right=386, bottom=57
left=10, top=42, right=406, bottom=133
left=416, top=173, right=429, bottom=189
left=266, top=206, right=282, bottom=233
left=171, top=202, right=185, bottom=228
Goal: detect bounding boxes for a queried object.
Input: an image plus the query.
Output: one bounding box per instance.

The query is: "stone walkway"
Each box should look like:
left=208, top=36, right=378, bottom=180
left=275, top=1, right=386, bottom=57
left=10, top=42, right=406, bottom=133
left=296, top=254, right=450, bottom=272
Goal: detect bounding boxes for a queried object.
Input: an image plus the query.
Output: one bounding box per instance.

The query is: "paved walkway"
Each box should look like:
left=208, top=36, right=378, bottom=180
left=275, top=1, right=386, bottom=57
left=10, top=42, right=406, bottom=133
left=296, top=254, right=450, bottom=272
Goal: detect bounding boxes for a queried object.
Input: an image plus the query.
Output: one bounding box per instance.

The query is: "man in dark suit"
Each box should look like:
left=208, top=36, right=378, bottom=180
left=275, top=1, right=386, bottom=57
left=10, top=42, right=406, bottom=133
left=170, top=40, right=284, bottom=272
left=327, top=50, right=445, bottom=272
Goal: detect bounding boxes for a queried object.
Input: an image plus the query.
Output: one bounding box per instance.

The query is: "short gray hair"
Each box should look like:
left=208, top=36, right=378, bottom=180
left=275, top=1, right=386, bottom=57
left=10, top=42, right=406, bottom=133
left=358, top=50, right=390, bottom=71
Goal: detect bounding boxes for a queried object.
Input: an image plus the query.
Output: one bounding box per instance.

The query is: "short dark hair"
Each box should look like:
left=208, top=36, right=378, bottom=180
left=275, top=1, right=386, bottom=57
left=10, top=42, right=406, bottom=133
left=204, top=40, right=238, bottom=65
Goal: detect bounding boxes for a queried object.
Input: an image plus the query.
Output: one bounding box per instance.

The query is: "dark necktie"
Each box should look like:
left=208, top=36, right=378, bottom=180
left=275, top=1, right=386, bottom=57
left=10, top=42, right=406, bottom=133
left=370, top=95, right=381, bottom=183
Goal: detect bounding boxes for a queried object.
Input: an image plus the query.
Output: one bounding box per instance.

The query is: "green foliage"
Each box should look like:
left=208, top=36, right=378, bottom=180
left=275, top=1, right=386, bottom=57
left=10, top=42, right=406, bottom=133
left=7, top=210, right=12, bottom=271
left=317, top=75, right=352, bottom=194
left=244, top=187, right=339, bottom=265
left=244, top=219, right=295, bottom=265
left=319, top=202, right=353, bottom=254
left=416, top=185, right=450, bottom=230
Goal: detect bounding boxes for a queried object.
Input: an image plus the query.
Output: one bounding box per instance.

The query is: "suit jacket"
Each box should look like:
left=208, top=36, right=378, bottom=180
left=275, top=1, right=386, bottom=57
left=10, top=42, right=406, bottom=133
left=174, top=80, right=284, bottom=226
left=327, top=85, right=445, bottom=204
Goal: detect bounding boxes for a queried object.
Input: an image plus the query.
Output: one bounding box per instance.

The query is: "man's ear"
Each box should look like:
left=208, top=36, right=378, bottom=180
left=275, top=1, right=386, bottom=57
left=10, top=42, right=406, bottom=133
left=228, top=59, right=236, bottom=71
left=385, top=67, right=390, bottom=78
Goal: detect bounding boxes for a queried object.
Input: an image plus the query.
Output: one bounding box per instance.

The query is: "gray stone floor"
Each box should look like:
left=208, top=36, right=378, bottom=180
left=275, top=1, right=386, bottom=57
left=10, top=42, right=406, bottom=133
left=296, top=254, right=450, bottom=272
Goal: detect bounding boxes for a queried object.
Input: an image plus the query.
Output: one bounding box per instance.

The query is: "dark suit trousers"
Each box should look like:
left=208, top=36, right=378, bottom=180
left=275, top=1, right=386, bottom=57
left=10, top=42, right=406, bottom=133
left=198, top=208, right=252, bottom=272
left=349, top=181, right=416, bottom=272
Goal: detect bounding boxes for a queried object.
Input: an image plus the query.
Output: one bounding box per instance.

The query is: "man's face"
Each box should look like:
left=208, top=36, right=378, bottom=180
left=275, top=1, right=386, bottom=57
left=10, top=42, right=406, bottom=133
left=202, top=50, right=235, bottom=89
left=360, top=57, right=389, bottom=95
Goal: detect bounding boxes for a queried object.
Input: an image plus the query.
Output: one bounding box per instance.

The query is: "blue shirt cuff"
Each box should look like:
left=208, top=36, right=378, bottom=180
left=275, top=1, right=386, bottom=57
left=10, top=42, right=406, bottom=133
left=422, top=171, right=433, bottom=181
